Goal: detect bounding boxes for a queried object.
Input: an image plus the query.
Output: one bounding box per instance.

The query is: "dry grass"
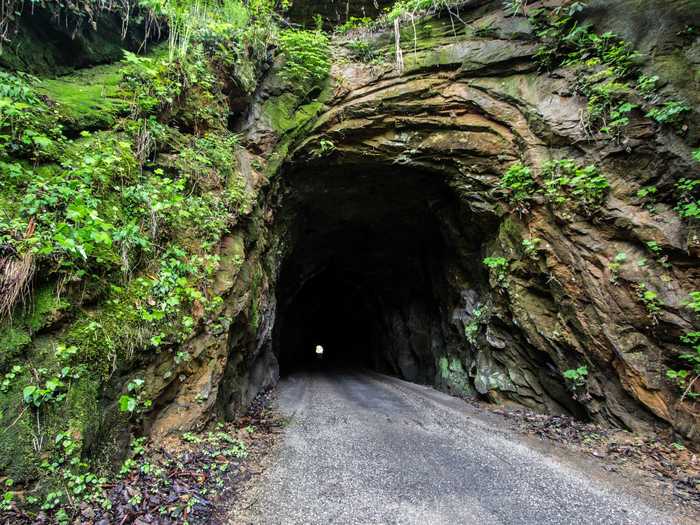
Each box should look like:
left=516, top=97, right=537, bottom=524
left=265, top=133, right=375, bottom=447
left=0, top=219, right=35, bottom=320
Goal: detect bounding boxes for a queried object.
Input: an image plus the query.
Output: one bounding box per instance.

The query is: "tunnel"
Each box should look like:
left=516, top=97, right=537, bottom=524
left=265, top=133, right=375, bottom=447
left=270, top=161, right=477, bottom=383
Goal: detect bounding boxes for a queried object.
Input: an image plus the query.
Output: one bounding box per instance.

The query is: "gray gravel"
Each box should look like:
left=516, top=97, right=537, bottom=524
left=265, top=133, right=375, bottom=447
left=233, top=370, right=681, bottom=525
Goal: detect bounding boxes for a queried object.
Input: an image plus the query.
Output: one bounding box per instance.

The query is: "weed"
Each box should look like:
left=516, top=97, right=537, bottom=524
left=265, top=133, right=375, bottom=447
left=646, top=100, right=690, bottom=127
left=499, top=162, right=538, bottom=212
left=522, top=237, right=542, bottom=259
left=636, top=185, right=657, bottom=213
left=346, top=40, right=384, bottom=63
left=563, top=365, right=588, bottom=387
left=675, top=178, right=700, bottom=220
left=542, top=159, right=609, bottom=216
left=336, top=17, right=374, bottom=34
left=483, top=257, right=509, bottom=287
left=636, top=283, right=663, bottom=324
left=279, top=29, right=331, bottom=93
left=608, top=252, right=627, bottom=284
left=464, top=304, right=487, bottom=345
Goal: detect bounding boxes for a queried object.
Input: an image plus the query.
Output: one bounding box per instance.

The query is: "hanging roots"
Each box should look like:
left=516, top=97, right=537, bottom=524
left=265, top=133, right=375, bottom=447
left=0, top=219, right=35, bottom=320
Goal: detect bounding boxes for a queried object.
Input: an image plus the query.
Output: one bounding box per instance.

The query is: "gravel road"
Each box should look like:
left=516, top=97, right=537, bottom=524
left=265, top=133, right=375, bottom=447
left=232, top=370, right=684, bottom=525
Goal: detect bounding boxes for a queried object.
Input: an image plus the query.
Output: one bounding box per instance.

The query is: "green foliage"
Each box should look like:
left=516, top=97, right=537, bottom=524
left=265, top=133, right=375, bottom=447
left=118, top=378, right=150, bottom=415
left=38, top=431, right=109, bottom=516
left=336, top=16, right=373, bottom=34
left=20, top=359, right=83, bottom=409
left=499, top=162, right=537, bottom=211
left=346, top=40, right=384, bottom=63
left=608, top=252, right=627, bottom=284
left=563, top=365, right=588, bottom=387
left=675, top=178, right=700, bottom=220
left=0, top=365, right=22, bottom=393
left=503, top=0, right=529, bottom=16
left=531, top=7, right=689, bottom=136
left=667, top=293, right=700, bottom=401
left=312, top=138, right=336, bottom=158
left=387, top=0, right=452, bottom=21
left=464, top=304, right=487, bottom=345
left=521, top=237, right=542, bottom=259
left=0, top=70, right=64, bottom=160
left=542, top=159, right=609, bottom=215
left=645, top=100, right=690, bottom=127
left=0, top=479, right=13, bottom=511
left=636, top=283, right=662, bottom=324
left=636, top=74, right=659, bottom=97
left=0, top=0, right=272, bottom=509
left=645, top=240, right=670, bottom=268
left=685, top=291, right=700, bottom=313
left=279, top=29, right=331, bottom=92
left=636, top=185, right=657, bottom=213
left=483, top=256, right=509, bottom=286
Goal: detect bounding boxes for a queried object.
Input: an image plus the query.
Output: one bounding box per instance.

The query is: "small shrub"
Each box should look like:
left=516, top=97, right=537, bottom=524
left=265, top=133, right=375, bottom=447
left=646, top=100, right=690, bottom=127
left=336, top=16, right=373, bottom=34
left=563, top=365, right=588, bottom=387
left=542, top=159, right=609, bottom=215
left=636, top=283, right=662, bottom=324
left=667, top=292, right=700, bottom=401
left=464, top=304, right=487, bottom=345
left=675, top=178, right=700, bottom=220
left=645, top=240, right=670, bottom=268
left=636, top=74, right=659, bottom=98
left=499, top=162, right=538, bottom=211
left=483, top=256, right=509, bottom=286
left=636, top=185, right=657, bottom=213
left=346, top=40, right=383, bottom=63
left=279, top=29, right=331, bottom=92
left=608, top=252, right=627, bottom=284
left=522, top=237, right=542, bottom=259
left=668, top=329, right=700, bottom=401
left=118, top=378, right=151, bottom=415
left=503, top=0, right=529, bottom=16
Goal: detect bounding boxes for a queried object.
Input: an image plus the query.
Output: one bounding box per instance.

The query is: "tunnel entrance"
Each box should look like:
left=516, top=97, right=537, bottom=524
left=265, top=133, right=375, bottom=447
left=272, top=162, right=464, bottom=382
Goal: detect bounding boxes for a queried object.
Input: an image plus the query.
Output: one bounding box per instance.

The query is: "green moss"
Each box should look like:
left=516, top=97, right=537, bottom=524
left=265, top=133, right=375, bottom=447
left=0, top=379, right=38, bottom=481
left=25, top=285, right=69, bottom=332
left=0, top=326, right=31, bottom=370
left=38, top=62, right=128, bottom=130
left=261, top=67, right=330, bottom=136
left=0, top=355, right=101, bottom=483
left=63, top=289, right=149, bottom=379
left=438, top=355, right=474, bottom=396
left=0, top=285, right=68, bottom=371
left=263, top=93, right=307, bottom=133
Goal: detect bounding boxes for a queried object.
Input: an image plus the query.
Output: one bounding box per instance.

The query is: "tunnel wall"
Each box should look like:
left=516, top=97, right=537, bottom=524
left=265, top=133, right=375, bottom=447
left=155, top=1, right=699, bottom=443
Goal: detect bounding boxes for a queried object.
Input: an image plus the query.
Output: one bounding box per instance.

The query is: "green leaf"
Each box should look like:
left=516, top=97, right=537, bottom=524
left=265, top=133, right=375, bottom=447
left=118, top=395, right=137, bottom=413
left=22, top=385, right=37, bottom=404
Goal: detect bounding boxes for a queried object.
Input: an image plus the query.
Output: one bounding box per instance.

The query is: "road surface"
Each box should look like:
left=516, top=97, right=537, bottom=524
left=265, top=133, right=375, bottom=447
left=233, top=370, right=683, bottom=525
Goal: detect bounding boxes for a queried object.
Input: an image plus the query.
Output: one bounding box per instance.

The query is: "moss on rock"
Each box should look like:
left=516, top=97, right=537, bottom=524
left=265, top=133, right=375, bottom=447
left=38, top=62, right=128, bottom=131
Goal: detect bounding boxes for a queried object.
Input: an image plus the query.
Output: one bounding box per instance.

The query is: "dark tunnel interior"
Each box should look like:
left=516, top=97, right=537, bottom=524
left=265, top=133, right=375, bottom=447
left=271, top=163, right=469, bottom=381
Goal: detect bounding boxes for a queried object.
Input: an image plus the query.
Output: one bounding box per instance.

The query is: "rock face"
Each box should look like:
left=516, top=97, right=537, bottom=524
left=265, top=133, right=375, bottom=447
left=1, top=0, right=699, bottom=485
left=198, top=0, right=700, bottom=442
left=0, top=2, right=153, bottom=74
